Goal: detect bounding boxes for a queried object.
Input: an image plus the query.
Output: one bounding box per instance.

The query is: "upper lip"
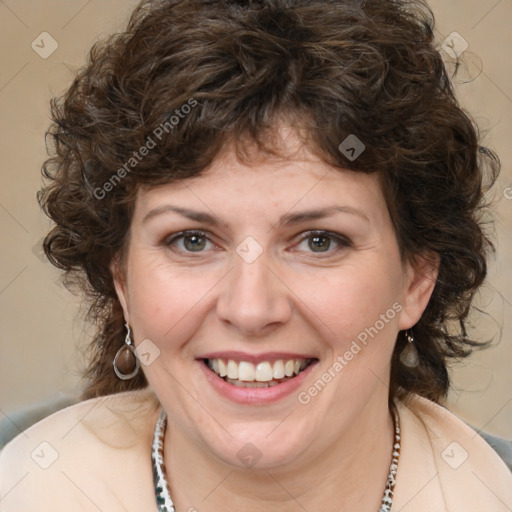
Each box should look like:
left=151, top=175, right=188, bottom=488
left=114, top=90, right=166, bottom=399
left=197, top=351, right=318, bottom=364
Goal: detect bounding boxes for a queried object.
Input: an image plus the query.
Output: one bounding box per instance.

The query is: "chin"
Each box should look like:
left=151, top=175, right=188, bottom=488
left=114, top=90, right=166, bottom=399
left=205, top=420, right=315, bottom=471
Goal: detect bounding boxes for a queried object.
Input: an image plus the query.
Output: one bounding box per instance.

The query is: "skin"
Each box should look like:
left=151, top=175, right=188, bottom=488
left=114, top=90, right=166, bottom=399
left=112, top=130, right=438, bottom=511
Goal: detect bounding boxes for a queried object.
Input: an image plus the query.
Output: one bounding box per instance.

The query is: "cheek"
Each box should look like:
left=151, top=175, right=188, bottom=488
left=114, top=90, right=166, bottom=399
left=297, top=264, right=403, bottom=408
left=126, top=252, right=216, bottom=346
left=295, top=259, right=403, bottom=349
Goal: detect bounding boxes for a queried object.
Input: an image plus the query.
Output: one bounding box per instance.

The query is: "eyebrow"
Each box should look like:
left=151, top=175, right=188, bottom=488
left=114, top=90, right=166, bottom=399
left=141, top=205, right=370, bottom=226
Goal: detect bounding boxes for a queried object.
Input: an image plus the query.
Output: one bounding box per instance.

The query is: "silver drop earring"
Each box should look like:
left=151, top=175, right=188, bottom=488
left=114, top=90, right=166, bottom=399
left=399, top=329, right=419, bottom=368
left=113, top=323, right=140, bottom=380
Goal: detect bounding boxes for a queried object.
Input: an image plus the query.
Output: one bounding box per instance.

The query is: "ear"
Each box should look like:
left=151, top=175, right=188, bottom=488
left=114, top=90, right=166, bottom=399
left=398, top=252, right=439, bottom=330
left=110, top=253, right=130, bottom=324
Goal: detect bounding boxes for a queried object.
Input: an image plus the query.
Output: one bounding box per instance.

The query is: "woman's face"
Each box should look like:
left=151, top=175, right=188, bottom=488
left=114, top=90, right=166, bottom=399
left=113, top=135, right=436, bottom=470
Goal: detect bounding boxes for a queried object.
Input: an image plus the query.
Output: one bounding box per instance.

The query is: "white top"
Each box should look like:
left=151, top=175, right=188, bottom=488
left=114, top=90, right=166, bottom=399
left=1, top=388, right=511, bottom=511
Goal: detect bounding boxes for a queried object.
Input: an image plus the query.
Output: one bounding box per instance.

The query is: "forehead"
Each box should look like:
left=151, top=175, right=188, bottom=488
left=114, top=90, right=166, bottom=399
left=134, top=142, right=386, bottom=222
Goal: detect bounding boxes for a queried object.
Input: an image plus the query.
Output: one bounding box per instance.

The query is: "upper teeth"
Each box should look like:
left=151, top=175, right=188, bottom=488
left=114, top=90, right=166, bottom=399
left=207, top=358, right=310, bottom=382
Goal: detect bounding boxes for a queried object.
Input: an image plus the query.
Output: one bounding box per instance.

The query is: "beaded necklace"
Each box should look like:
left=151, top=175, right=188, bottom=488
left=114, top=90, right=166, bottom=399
left=151, top=408, right=401, bottom=512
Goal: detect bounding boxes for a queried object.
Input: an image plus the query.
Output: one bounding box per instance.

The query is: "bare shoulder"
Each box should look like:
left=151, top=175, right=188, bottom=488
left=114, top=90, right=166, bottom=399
left=0, top=388, right=161, bottom=511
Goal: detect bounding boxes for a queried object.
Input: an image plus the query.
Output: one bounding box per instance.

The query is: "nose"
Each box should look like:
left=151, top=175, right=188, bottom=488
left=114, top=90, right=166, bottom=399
left=216, top=249, right=293, bottom=336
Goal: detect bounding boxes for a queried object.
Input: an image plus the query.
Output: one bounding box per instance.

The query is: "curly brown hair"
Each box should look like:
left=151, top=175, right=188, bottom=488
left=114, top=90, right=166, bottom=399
left=37, top=0, right=499, bottom=403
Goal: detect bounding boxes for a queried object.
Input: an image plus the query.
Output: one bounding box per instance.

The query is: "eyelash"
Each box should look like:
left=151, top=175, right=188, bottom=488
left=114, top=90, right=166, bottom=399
left=164, top=229, right=352, bottom=256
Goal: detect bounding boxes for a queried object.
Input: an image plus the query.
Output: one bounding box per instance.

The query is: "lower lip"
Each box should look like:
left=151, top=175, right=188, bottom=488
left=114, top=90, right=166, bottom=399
left=197, top=360, right=318, bottom=405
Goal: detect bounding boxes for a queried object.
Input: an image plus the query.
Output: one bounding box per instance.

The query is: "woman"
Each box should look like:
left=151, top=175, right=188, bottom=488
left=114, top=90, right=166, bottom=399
left=1, top=0, right=511, bottom=510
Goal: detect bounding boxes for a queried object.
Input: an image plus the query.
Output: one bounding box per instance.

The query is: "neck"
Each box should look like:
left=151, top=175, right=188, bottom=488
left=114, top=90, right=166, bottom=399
left=163, top=392, right=394, bottom=512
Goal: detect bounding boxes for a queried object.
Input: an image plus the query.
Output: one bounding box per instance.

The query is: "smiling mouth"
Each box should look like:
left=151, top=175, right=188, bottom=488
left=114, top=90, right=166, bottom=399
left=203, top=357, right=316, bottom=388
